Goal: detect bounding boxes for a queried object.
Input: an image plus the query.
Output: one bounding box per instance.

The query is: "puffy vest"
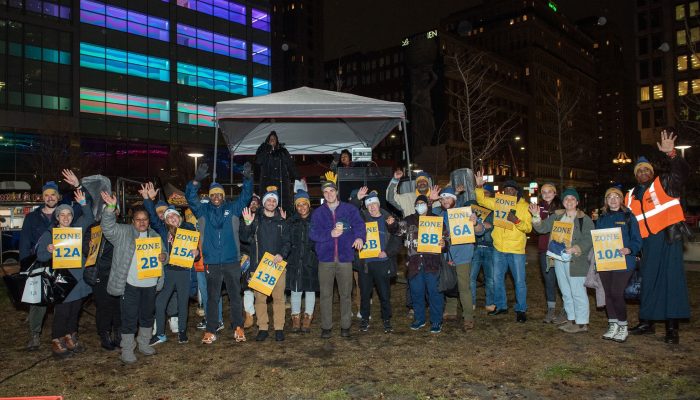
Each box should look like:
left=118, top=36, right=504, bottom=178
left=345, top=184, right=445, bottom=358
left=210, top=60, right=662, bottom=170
left=624, top=176, right=685, bottom=238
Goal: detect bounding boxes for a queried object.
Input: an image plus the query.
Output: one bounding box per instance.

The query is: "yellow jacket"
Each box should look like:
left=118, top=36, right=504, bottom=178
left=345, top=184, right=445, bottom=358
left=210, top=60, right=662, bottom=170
left=476, top=187, right=532, bottom=254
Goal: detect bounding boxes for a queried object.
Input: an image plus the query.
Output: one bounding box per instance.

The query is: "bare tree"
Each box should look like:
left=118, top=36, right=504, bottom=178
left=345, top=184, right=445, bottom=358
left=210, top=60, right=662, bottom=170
left=444, top=51, right=517, bottom=172
left=675, top=24, right=700, bottom=148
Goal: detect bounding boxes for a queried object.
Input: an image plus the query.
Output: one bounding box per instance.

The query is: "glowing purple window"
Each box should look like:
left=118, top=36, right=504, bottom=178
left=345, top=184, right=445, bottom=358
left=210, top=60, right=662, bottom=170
left=251, top=9, right=270, bottom=32
left=80, top=0, right=169, bottom=42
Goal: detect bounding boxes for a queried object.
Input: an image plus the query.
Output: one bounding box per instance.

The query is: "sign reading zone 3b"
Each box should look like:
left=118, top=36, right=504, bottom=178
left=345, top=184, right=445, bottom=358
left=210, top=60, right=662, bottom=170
left=417, top=216, right=443, bottom=254
left=248, top=252, right=287, bottom=296
left=135, top=237, right=163, bottom=279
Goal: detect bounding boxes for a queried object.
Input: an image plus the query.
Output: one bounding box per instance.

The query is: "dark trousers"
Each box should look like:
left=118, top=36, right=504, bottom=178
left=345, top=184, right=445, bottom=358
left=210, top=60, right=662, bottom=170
left=94, top=273, right=121, bottom=334
left=155, top=267, right=192, bottom=335
left=206, top=263, right=243, bottom=333
left=120, top=284, right=157, bottom=335
left=359, top=260, right=392, bottom=321
left=599, top=270, right=634, bottom=322
left=52, top=298, right=84, bottom=339
left=539, top=251, right=558, bottom=306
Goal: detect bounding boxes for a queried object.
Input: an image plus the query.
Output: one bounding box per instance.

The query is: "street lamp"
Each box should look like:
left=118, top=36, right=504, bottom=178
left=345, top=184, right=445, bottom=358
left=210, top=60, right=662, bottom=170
left=675, top=145, right=691, bottom=158
left=188, top=153, right=204, bottom=174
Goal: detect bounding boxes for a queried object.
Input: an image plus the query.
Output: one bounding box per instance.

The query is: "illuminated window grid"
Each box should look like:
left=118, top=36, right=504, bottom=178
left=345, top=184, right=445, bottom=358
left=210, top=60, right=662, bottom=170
left=177, top=102, right=214, bottom=126
left=693, top=79, right=700, bottom=94
left=80, top=87, right=170, bottom=122
left=251, top=8, right=270, bottom=32
left=678, top=55, right=688, bottom=71
left=692, top=54, right=700, bottom=69
left=252, top=43, right=270, bottom=66
left=80, top=0, right=170, bottom=42
left=3, top=41, right=71, bottom=65
left=9, top=91, right=71, bottom=110
left=79, top=42, right=170, bottom=82
left=252, top=77, right=270, bottom=96
left=10, top=0, right=71, bottom=19
left=652, top=84, right=663, bottom=100
left=640, top=86, right=650, bottom=102
left=168, top=0, right=246, bottom=25
left=176, top=23, right=246, bottom=60
left=679, top=81, right=689, bottom=96
left=176, top=62, right=247, bottom=95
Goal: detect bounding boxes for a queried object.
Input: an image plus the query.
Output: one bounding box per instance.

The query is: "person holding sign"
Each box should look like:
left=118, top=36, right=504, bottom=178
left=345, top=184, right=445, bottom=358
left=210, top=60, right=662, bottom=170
left=594, top=187, right=642, bottom=343
left=185, top=162, right=253, bottom=345
left=469, top=185, right=496, bottom=314
left=532, top=183, right=564, bottom=324
left=475, top=175, right=532, bottom=322
left=530, top=188, right=594, bottom=334
left=36, top=190, right=94, bottom=358
left=351, top=189, right=401, bottom=333
left=240, top=189, right=287, bottom=342
left=100, top=192, right=167, bottom=364
left=625, top=129, right=690, bottom=344
left=310, top=172, right=366, bottom=339
left=395, top=195, right=446, bottom=333
left=432, top=187, right=483, bottom=332
left=141, top=183, right=199, bottom=346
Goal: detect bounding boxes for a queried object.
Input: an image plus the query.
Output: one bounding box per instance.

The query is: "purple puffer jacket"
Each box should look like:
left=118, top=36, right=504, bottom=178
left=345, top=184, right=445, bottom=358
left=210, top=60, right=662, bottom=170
left=309, top=202, right=366, bottom=263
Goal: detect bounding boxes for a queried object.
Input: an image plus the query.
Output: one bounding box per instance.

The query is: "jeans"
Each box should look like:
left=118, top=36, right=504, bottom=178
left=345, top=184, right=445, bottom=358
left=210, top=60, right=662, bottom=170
left=155, top=267, right=191, bottom=335
left=94, top=272, right=121, bottom=334
left=471, top=246, right=494, bottom=306
left=120, top=284, right=157, bottom=335
left=539, top=251, right=559, bottom=309
left=197, top=271, right=222, bottom=323
left=254, top=271, right=286, bottom=331
left=243, top=289, right=255, bottom=315
left=52, top=298, right=84, bottom=339
left=409, top=269, right=443, bottom=325
left=318, top=261, right=353, bottom=330
left=290, top=291, right=315, bottom=315
left=359, top=260, right=392, bottom=321
left=553, top=260, right=589, bottom=324
left=205, top=263, right=243, bottom=333
left=492, top=251, right=527, bottom=312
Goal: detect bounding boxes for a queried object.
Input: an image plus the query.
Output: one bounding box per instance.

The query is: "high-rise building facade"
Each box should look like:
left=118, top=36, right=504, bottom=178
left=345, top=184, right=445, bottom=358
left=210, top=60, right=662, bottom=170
left=0, top=0, right=271, bottom=187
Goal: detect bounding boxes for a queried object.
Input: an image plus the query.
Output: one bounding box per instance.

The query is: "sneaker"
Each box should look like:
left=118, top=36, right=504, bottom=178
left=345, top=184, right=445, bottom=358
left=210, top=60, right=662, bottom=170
left=560, top=323, right=589, bottom=334
left=552, top=309, right=569, bottom=325
left=558, top=321, right=575, bottom=331
left=516, top=312, right=527, bottom=323
left=359, top=319, right=370, bottom=332
left=410, top=321, right=426, bottom=330
left=178, top=332, right=189, bottom=344
left=602, top=322, right=619, bottom=340
left=234, top=327, right=247, bottom=343
left=275, top=330, right=285, bottom=342
left=321, top=329, right=332, bottom=339
left=543, top=308, right=556, bottom=323
left=51, top=338, right=72, bottom=358
left=255, top=330, right=269, bottom=342
left=430, top=323, right=442, bottom=334
left=340, top=328, right=351, bottom=338
left=196, top=319, right=207, bottom=330
left=216, top=321, right=225, bottom=332
left=612, top=325, right=628, bottom=343
left=201, top=332, right=217, bottom=344
left=383, top=320, right=393, bottom=333
left=169, top=317, right=179, bottom=333
left=487, top=309, right=508, bottom=316
left=149, top=334, right=167, bottom=346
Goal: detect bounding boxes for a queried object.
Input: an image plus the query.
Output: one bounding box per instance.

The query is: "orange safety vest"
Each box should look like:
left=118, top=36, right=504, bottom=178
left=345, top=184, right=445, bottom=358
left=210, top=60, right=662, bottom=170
left=625, top=176, right=685, bottom=238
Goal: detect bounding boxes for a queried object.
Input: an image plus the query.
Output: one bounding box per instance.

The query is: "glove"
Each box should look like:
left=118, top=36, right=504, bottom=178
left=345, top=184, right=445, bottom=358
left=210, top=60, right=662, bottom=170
left=324, top=171, right=337, bottom=184
left=241, top=162, right=253, bottom=180
left=194, top=163, right=209, bottom=182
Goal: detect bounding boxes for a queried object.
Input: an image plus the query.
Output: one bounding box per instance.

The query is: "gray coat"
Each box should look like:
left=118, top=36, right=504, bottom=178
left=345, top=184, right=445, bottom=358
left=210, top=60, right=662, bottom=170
left=532, top=209, right=594, bottom=277
left=101, top=209, right=165, bottom=296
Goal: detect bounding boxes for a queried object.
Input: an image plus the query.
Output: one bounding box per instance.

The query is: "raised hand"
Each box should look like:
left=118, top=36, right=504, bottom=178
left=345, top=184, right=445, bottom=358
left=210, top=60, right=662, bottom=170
left=100, top=191, right=117, bottom=206
left=474, top=170, right=485, bottom=187
left=62, top=169, right=80, bottom=188
left=528, top=203, right=540, bottom=216
left=279, top=208, right=287, bottom=220
left=657, top=129, right=677, bottom=153
left=357, top=186, right=369, bottom=200
left=74, top=189, right=86, bottom=205
left=146, top=182, right=159, bottom=199
left=393, top=169, right=404, bottom=180
left=194, top=163, right=209, bottom=183
left=138, top=184, right=149, bottom=200
left=241, top=162, right=253, bottom=180
left=429, top=185, right=441, bottom=201
left=242, top=207, right=255, bottom=223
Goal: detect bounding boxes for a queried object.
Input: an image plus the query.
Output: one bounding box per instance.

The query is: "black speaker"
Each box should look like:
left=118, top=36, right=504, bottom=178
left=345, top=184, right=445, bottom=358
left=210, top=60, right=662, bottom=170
left=336, top=166, right=399, bottom=215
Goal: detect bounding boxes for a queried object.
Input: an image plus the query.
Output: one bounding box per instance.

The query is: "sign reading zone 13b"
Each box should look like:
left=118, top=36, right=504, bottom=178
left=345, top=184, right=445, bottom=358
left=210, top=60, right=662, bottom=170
left=417, top=216, right=443, bottom=254
left=135, top=237, right=163, bottom=279
left=248, top=252, right=287, bottom=296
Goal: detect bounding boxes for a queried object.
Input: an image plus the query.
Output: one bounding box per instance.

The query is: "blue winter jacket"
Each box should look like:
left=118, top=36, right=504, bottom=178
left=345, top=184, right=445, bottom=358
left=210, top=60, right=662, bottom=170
left=594, top=209, right=642, bottom=272
left=309, top=202, right=366, bottom=263
left=185, top=179, right=252, bottom=265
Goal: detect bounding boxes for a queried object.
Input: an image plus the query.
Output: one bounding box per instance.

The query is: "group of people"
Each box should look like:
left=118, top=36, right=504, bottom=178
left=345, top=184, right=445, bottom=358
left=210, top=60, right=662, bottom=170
left=17, top=129, right=691, bottom=364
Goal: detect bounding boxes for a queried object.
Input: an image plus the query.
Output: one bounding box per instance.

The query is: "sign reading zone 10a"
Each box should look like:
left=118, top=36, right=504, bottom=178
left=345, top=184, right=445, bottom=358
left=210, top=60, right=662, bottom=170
left=417, top=216, right=443, bottom=254
left=447, top=207, right=475, bottom=245
left=591, top=228, right=626, bottom=271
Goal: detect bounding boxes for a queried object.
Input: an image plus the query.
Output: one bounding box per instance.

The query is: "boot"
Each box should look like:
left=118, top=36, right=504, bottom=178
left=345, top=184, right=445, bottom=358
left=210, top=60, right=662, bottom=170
left=301, top=313, right=313, bottom=334
left=64, top=333, right=85, bottom=353
left=291, top=314, right=301, bottom=333
left=100, top=331, right=115, bottom=351
left=26, top=333, right=41, bottom=351
left=120, top=333, right=137, bottom=364
left=664, top=319, right=679, bottom=344
left=136, top=327, right=156, bottom=356
left=244, top=312, right=254, bottom=329
left=629, top=320, right=655, bottom=335
left=112, top=331, right=122, bottom=349
left=51, top=338, right=72, bottom=358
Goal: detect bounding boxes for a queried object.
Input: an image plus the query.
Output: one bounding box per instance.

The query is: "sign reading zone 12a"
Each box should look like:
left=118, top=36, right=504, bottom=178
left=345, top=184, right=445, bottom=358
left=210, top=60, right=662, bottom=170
left=52, top=227, right=83, bottom=269
left=417, top=216, right=443, bottom=254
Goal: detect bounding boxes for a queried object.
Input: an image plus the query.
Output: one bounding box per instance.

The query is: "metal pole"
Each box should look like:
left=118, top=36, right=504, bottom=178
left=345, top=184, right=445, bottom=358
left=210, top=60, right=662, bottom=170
left=213, top=120, right=219, bottom=182
left=402, top=120, right=412, bottom=181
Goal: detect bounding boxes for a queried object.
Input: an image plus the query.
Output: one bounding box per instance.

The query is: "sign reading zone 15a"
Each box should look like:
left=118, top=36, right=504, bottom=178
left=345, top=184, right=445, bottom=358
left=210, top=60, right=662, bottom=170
left=169, top=228, right=200, bottom=268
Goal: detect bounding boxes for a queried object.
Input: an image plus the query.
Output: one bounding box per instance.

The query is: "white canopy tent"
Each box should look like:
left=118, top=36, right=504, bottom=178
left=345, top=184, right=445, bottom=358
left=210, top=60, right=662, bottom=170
left=213, top=86, right=410, bottom=180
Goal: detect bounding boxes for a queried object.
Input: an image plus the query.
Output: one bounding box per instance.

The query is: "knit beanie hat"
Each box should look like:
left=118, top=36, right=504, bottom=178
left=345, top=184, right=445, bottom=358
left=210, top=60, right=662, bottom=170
left=633, top=156, right=654, bottom=176
left=562, top=187, right=580, bottom=202
left=209, top=182, right=225, bottom=196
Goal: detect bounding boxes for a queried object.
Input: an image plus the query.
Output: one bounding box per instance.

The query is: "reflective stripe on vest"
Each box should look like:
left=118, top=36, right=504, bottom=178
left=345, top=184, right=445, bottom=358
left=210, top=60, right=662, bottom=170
left=625, top=177, right=685, bottom=238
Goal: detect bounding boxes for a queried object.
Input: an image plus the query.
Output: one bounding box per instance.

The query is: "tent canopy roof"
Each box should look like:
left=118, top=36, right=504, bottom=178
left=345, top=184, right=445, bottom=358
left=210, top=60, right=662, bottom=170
left=215, top=87, right=406, bottom=155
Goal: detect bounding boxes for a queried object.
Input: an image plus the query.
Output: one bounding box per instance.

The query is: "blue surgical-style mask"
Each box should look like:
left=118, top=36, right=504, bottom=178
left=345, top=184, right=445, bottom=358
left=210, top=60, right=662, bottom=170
left=415, top=203, right=428, bottom=215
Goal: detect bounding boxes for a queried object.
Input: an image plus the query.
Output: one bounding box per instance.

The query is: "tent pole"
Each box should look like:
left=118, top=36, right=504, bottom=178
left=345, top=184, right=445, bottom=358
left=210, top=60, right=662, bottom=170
left=213, top=120, right=219, bottom=182
left=402, top=120, right=412, bottom=181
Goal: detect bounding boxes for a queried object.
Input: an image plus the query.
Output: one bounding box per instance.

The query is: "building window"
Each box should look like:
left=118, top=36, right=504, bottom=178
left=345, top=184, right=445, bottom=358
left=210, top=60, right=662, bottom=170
left=251, top=8, right=270, bottom=32
left=3, top=41, right=71, bottom=65
left=652, top=84, right=663, bottom=100
left=640, top=86, right=650, bottom=101
left=79, top=42, right=170, bottom=82
left=252, top=77, right=270, bottom=96
left=641, top=110, right=650, bottom=129
left=678, top=55, right=688, bottom=71
left=10, top=0, right=71, bottom=19
left=691, top=1, right=700, bottom=17
left=176, top=62, right=247, bottom=95
left=693, top=79, right=700, bottom=93
left=80, top=87, right=170, bottom=122
left=252, top=43, right=270, bottom=65
left=677, top=30, right=687, bottom=46
left=176, top=24, right=246, bottom=61
left=692, top=54, right=700, bottom=69
left=177, top=101, right=214, bottom=126
left=168, top=0, right=246, bottom=26
left=677, top=4, right=686, bottom=20
left=692, top=27, right=700, bottom=43
left=679, top=81, right=689, bottom=96
left=80, top=0, right=170, bottom=42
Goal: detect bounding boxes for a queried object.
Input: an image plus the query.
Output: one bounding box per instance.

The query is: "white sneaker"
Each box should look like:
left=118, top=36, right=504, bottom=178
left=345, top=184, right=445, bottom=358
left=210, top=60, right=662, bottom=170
left=602, top=322, right=619, bottom=340
left=169, top=317, right=179, bottom=333
left=612, top=325, right=628, bottom=343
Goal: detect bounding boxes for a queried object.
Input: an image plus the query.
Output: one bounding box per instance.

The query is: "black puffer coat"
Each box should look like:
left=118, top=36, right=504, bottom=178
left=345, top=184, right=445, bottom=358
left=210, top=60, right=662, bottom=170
left=255, top=132, right=298, bottom=209
left=281, top=213, right=319, bottom=292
